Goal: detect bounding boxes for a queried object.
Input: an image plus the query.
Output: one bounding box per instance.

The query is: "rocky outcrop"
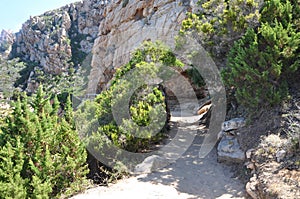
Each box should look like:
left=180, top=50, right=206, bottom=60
left=88, top=0, right=195, bottom=93
left=7, top=0, right=200, bottom=96
left=14, top=0, right=108, bottom=74
left=0, top=29, right=15, bottom=58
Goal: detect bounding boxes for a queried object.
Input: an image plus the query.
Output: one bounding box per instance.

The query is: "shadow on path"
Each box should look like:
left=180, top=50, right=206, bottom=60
left=136, top=111, right=245, bottom=199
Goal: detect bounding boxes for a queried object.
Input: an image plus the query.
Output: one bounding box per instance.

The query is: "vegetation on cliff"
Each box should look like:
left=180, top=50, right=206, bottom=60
left=181, top=0, right=299, bottom=110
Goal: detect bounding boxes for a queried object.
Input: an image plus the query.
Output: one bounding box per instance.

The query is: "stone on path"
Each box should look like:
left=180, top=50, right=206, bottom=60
left=134, top=155, right=170, bottom=174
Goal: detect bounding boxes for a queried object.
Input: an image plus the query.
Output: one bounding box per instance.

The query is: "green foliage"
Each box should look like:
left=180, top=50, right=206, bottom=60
left=14, top=60, right=37, bottom=89
left=185, top=66, right=206, bottom=87
left=177, top=0, right=260, bottom=91
left=127, top=41, right=184, bottom=68
left=0, top=57, right=27, bottom=98
left=78, top=41, right=182, bottom=156
left=0, top=86, right=89, bottom=198
left=69, top=21, right=89, bottom=66
left=33, top=65, right=86, bottom=96
left=179, top=0, right=260, bottom=57
left=222, top=0, right=300, bottom=110
left=0, top=139, right=27, bottom=198
left=70, top=34, right=88, bottom=65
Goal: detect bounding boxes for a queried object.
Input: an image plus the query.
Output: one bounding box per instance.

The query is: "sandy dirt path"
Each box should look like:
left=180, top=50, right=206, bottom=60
left=72, top=105, right=245, bottom=199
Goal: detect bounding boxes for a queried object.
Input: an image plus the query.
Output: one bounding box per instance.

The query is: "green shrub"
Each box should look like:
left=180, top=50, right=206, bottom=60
left=179, top=0, right=260, bottom=61
left=222, top=0, right=300, bottom=110
left=78, top=41, right=184, bottom=158
left=0, top=86, right=89, bottom=198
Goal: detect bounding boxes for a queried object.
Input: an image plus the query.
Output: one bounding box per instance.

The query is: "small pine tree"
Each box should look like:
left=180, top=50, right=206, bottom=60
left=0, top=139, right=27, bottom=198
left=179, top=0, right=261, bottom=66
left=222, top=0, right=300, bottom=110
left=0, top=86, right=89, bottom=198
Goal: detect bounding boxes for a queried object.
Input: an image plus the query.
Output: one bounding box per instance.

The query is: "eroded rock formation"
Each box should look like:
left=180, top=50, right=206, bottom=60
left=14, top=0, right=107, bottom=74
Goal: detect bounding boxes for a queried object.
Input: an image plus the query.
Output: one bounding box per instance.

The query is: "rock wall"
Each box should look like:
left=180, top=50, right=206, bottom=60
left=88, top=0, right=195, bottom=93
left=8, top=0, right=199, bottom=95
left=14, top=0, right=108, bottom=74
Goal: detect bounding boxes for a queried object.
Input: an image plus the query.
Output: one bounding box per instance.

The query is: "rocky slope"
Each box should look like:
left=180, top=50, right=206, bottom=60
left=4, top=0, right=198, bottom=95
left=243, top=89, right=300, bottom=199
left=14, top=0, right=105, bottom=73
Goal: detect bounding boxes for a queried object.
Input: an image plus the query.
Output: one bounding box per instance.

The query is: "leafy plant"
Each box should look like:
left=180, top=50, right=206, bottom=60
left=185, top=66, right=206, bottom=87
left=33, top=65, right=86, bottom=96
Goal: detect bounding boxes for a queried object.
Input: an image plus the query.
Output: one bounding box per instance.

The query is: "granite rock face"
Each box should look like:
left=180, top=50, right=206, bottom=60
left=7, top=0, right=112, bottom=93
left=88, top=0, right=196, bottom=93
left=10, top=0, right=199, bottom=95
left=14, top=0, right=107, bottom=74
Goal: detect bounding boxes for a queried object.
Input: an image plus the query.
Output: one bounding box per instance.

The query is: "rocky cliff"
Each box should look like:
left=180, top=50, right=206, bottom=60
left=4, top=0, right=198, bottom=95
left=13, top=0, right=107, bottom=75
left=88, top=0, right=195, bottom=93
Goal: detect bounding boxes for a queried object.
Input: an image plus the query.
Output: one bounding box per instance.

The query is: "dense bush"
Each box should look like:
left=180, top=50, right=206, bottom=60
left=222, top=0, right=300, bottom=109
left=0, top=86, right=89, bottom=198
left=78, top=41, right=184, bottom=157
left=179, top=0, right=260, bottom=64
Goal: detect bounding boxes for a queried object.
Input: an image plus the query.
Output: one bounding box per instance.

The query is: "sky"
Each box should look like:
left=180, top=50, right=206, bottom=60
left=0, top=0, right=80, bottom=32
